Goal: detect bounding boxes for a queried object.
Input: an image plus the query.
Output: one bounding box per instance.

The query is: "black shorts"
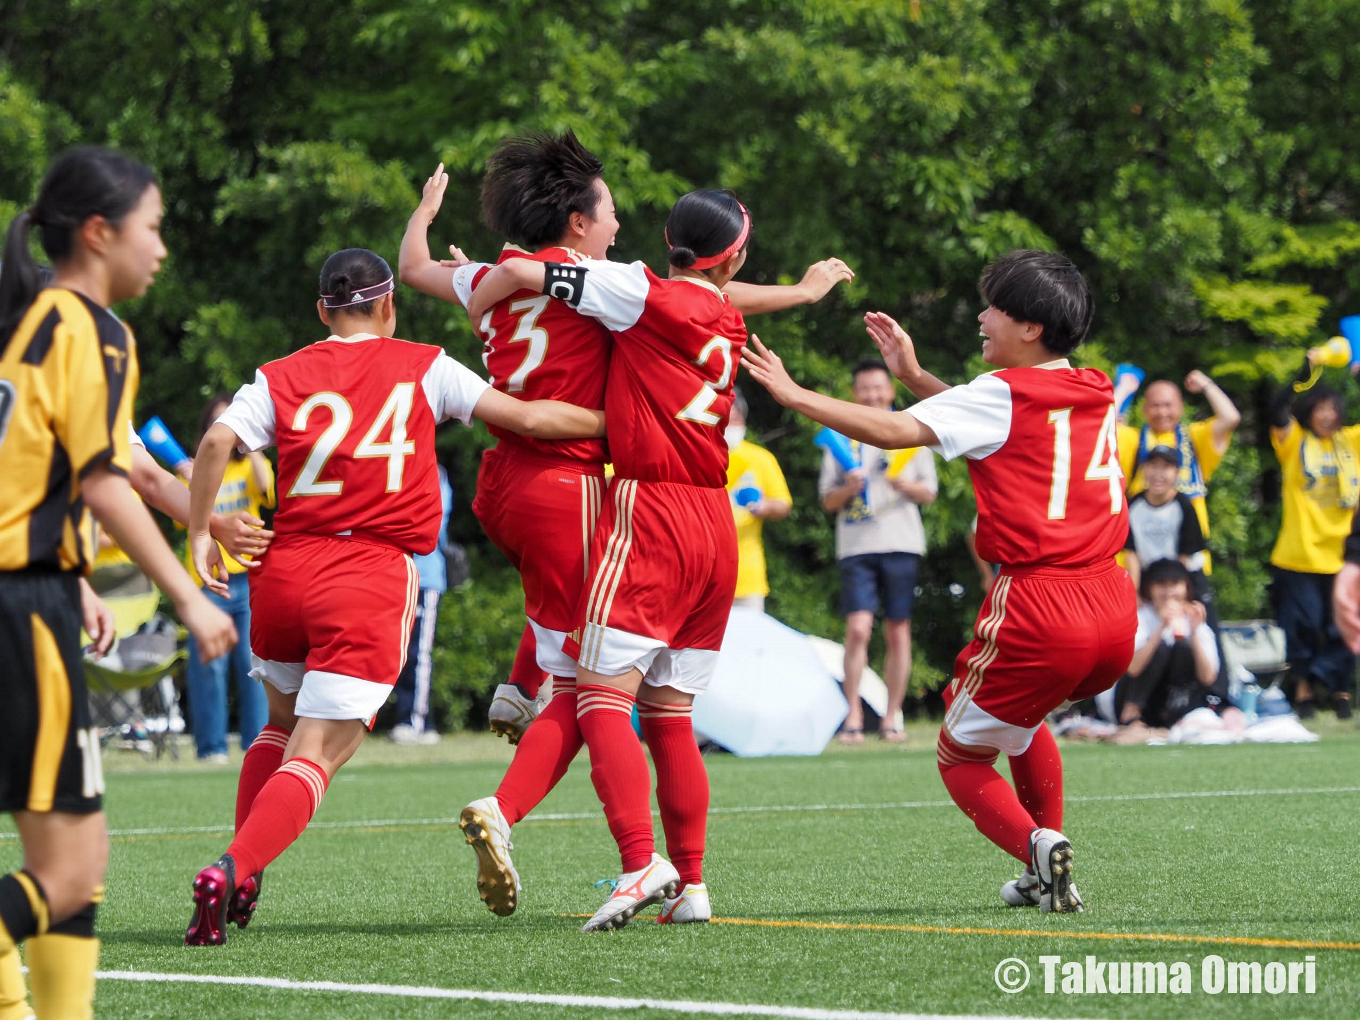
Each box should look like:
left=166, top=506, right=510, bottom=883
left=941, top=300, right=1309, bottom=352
left=0, top=571, right=103, bottom=814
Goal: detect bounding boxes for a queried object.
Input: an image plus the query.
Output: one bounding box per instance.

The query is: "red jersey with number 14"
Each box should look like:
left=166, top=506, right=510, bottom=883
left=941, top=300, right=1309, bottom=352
left=452, top=245, right=610, bottom=466
left=216, top=334, right=490, bottom=554
left=908, top=364, right=1127, bottom=568
left=568, top=260, right=747, bottom=487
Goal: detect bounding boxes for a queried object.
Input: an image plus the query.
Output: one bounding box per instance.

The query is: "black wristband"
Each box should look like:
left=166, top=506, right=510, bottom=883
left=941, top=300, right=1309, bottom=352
left=543, top=262, right=586, bottom=307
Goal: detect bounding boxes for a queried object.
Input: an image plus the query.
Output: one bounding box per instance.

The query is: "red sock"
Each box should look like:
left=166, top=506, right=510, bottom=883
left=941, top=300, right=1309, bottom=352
left=494, top=678, right=582, bottom=826
left=235, top=725, right=290, bottom=833
left=576, top=684, right=653, bottom=871
left=508, top=622, right=549, bottom=699
left=937, top=731, right=1033, bottom=863
left=638, top=699, right=707, bottom=887
left=1008, top=722, right=1063, bottom=833
left=226, top=758, right=329, bottom=878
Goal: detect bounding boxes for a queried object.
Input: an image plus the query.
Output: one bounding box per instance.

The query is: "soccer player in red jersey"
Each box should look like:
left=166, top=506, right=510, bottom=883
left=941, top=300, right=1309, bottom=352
left=401, top=135, right=853, bottom=748
left=465, top=190, right=765, bottom=931
left=744, top=250, right=1137, bottom=913
left=182, top=248, right=605, bottom=945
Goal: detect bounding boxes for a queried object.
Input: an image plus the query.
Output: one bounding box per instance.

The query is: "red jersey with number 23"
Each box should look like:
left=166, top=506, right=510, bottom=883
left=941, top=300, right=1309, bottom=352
left=451, top=246, right=609, bottom=466
left=568, top=259, right=747, bottom=487
left=216, top=334, right=490, bottom=554
left=908, top=364, right=1127, bottom=567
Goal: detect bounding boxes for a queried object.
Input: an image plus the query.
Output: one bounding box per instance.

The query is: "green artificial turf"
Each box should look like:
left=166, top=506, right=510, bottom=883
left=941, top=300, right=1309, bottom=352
left=4, top=726, right=1359, bottom=1019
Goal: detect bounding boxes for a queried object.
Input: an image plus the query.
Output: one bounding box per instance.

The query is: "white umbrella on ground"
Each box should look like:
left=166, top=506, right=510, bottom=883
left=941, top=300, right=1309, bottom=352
left=691, top=608, right=847, bottom=757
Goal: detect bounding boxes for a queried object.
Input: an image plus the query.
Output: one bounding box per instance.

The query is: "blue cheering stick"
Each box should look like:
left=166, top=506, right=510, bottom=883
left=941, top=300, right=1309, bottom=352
left=814, top=427, right=867, bottom=499
left=732, top=485, right=763, bottom=508
left=137, top=415, right=191, bottom=472
left=1113, top=363, right=1144, bottom=415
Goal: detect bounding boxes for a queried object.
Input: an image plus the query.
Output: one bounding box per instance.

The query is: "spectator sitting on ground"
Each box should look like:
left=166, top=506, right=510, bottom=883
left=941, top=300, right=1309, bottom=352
left=1118, top=558, right=1233, bottom=731
left=1123, top=444, right=1211, bottom=610
left=817, top=359, right=937, bottom=744
left=1267, top=352, right=1360, bottom=719
left=725, top=387, right=791, bottom=614
left=1118, top=370, right=1240, bottom=577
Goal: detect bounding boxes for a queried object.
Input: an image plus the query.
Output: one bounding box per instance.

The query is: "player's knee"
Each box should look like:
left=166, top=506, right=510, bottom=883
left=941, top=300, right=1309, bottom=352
left=936, top=730, right=998, bottom=772
left=844, top=616, right=873, bottom=647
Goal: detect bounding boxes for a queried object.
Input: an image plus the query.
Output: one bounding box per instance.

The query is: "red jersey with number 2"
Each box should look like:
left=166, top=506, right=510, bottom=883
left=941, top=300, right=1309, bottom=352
left=452, top=246, right=610, bottom=466
left=908, top=365, right=1127, bottom=567
left=216, top=335, right=490, bottom=554
left=569, top=260, right=747, bottom=487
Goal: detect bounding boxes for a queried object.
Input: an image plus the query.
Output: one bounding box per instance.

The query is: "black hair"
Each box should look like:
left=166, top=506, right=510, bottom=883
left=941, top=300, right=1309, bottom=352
left=1292, top=383, right=1344, bottom=436
left=665, top=189, right=750, bottom=272
left=0, top=146, right=157, bottom=337
left=481, top=131, right=605, bottom=249
left=197, top=392, right=243, bottom=460
left=1138, top=557, right=1191, bottom=602
left=851, top=358, right=892, bottom=382
left=979, top=249, right=1094, bottom=356
left=319, top=248, right=392, bottom=317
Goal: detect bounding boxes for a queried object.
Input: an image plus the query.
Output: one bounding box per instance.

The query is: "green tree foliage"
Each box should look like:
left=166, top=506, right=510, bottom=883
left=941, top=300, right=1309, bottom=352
left=2, top=1, right=1355, bottom=725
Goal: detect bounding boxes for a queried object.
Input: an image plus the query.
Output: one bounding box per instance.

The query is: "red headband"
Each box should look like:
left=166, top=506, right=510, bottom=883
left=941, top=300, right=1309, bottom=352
left=667, top=203, right=750, bottom=271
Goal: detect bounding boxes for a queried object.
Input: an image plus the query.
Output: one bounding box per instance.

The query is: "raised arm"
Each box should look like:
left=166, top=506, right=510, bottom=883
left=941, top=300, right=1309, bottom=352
left=1184, top=370, right=1240, bottom=451
left=398, top=163, right=472, bottom=303
left=1269, top=355, right=1313, bottom=443
left=863, top=312, right=951, bottom=400
left=472, top=387, right=605, bottom=440
left=741, top=335, right=939, bottom=451
left=466, top=258, right=545, bottom=323
left=725, top=259, right=854, bottom=316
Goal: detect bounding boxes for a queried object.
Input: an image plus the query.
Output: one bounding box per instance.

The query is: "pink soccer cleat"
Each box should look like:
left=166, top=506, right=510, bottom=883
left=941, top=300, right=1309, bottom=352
left=185, top=855, right=236, bottom=946
left=227, top=871, right=263, bottom=930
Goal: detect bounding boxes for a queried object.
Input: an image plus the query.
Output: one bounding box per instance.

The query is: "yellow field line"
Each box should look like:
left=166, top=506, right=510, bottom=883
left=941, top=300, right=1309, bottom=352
left=566, top=915, right=1360, bottom=951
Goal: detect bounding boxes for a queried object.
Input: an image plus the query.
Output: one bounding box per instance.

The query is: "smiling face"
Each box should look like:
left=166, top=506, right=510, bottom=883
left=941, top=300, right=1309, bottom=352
left=570, top=178, right=619, bottom=260
left=103, top=184, right=167, bottom=303
left=1310, top=397, right=1342, bottom=439
left=976, top=305, right=1042, bottom=367
left=1142, top=381, right=1184, bottom=433
left=1143, top=456, right=1179, bottom=500
left=851, top=366, right=895, bottom=409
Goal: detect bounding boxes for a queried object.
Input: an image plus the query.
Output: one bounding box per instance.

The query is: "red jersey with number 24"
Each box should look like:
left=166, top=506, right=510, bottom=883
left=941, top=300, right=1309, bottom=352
left=216, top=334, right=490, bottom=554
left=452, top=246, right=610, bottom=466
left=567, top=260, right=747, bottom=487
left=908, top=364, right=1127, bottom=568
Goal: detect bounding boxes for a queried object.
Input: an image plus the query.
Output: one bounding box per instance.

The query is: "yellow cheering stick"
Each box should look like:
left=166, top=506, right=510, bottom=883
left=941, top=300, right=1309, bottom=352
left=1298, top=317, right=1360, bottom=391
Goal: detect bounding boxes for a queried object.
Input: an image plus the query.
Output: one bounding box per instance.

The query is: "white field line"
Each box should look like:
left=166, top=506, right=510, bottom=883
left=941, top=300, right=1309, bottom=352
left=3, top=784, right=1358, bottom=842
left=95, top=970, right=1091, bottom=1020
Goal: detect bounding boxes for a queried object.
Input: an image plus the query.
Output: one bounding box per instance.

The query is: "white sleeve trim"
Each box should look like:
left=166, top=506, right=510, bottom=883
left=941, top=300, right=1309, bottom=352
left=128, top=421, right=144, bottom=449
left=574, top=258, right=650, bottom=333
left=217, top=370, right=276, bottom=452
left=423, top=352, right=492, bottom=426
left=905, top=373, right=1013, bottom=461
left=451, top=262, right=492, bottom=308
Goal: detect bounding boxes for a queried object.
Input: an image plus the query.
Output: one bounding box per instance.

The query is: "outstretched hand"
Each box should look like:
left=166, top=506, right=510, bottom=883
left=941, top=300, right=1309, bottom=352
left=863, top=311, right=920, bottom=382
left=740, top=335, right=803, bottom=407
left=798, top=259, right=855, bottom=304
left=417, top=162, right=449, bottom=223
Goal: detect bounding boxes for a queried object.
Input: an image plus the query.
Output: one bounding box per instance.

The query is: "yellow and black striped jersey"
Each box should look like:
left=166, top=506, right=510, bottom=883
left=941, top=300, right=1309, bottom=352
left=0, top=287, right=138, bottom=573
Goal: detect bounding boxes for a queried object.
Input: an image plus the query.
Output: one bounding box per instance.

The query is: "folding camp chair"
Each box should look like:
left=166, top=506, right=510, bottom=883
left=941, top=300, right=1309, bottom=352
left=83, top=563, right=187, bottom=760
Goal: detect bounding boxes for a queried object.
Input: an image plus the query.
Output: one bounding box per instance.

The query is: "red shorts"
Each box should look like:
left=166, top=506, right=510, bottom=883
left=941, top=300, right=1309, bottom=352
left=249, top=533, right=419, bottom=721
left=472, top=447, right=605, bottom=674
left=564, top=479, right=737, bottom=693
left=942, top=561, right=1136, bottom=755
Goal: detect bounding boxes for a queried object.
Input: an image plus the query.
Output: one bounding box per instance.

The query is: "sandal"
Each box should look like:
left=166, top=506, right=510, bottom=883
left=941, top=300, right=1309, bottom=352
left=879, top=727, right=907, bottom=744
left=837, top=727, right=865, bottom=745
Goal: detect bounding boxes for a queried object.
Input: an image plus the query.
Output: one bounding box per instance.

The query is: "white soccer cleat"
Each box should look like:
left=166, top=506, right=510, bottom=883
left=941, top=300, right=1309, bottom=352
left=1000, top=867, right=1041, bottom=907
left=1029, top=827, right=1084, bottom=913
left=459, top=796, right=521, bottom=916
left=581, top=854, right=680, bottom=933
left=488, top=684, right=544, bottom=744
left=657, top=882, right=711, bottom=924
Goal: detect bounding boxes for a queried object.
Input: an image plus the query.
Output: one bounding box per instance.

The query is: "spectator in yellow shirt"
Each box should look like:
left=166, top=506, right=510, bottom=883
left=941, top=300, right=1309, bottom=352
left=1268, top=354, right=1359, bottom=719
left=182, top=395, right=276, bottom=759
left=725, top=388, right=791, bottom=614
left=1117, top=371, right=1240, bottom=574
